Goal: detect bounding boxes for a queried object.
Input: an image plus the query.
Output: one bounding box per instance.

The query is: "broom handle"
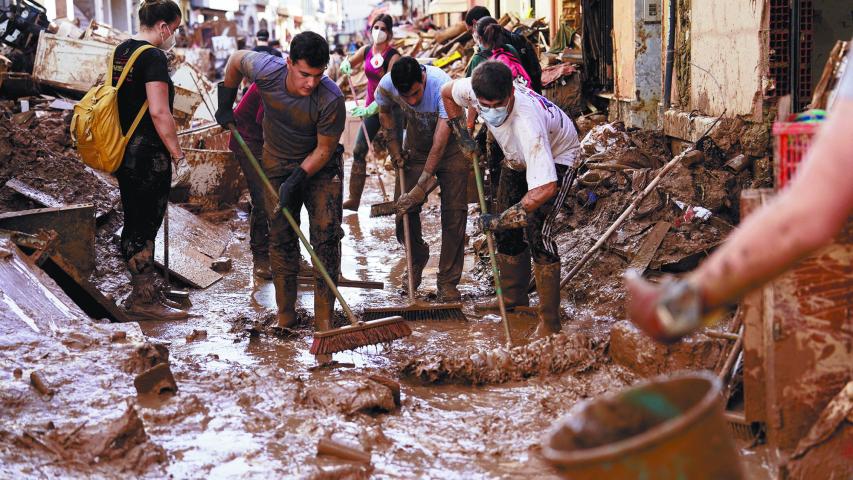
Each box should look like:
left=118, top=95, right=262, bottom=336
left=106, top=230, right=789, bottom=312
left=348, top=76, right=389, bottom=201
left=398, top=165, right=416, bottom=303
left=229, top=125, right=358, bottom=326
left=472, top=154, right=513, bottom=347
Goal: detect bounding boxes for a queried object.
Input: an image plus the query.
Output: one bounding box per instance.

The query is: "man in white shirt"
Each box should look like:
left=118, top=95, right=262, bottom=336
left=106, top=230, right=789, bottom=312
left=441, top=60, right=581, bottom=336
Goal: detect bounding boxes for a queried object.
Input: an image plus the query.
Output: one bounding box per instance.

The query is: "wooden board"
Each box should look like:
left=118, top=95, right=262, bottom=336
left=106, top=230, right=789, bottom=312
left=116, top=204, right=231, bottom=289
left=0, top=204, right=96, bottom=276
left=0, top=233, right=86, bottom=343
left=628, top=221, right=671, bottom=273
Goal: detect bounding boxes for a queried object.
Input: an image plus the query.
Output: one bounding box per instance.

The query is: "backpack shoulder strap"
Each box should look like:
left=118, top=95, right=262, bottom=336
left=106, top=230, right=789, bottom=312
left=115, top=44, right=156, bottom=89
left=124, top=99, right=150, bottom=141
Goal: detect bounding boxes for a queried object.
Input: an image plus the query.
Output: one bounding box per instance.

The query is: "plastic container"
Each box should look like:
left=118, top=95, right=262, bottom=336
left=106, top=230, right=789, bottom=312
left=541, top=371, right=743, bottom=480
left=773, top=121, right=818, bottom=189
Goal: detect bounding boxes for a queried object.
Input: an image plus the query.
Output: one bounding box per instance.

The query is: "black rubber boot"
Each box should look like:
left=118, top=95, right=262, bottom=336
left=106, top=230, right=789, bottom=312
left=273, top=275, right=298, bottom=328
left=253, top=254, right=273, bottom=280
left=125, top=271, right=189, bottom=321
left=342, top=162, right=367, bottom=211
left=532, top=261, right=562, bottom=337
left=474, top=250, right=531, bottom=312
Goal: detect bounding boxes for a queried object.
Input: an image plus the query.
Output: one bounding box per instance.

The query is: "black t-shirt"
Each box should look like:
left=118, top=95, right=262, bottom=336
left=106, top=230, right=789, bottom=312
left=253, top=45, right=283, bottom=58
left=112, top=39, right=174, bottom=140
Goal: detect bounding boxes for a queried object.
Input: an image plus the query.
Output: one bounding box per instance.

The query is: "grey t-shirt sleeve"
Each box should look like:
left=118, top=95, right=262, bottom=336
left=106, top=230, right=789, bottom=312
left=240, top=51, right=282, bottom=89
left=318, top=95, right=346, bottom=139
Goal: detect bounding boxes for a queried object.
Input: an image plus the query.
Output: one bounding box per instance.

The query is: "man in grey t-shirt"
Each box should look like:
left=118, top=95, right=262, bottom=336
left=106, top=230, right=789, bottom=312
left=215, top=32, right=346, bottom=350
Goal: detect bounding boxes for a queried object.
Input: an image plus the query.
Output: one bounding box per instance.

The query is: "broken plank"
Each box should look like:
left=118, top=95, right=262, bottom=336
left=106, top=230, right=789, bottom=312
left=3, top=178, right=64, bottom=208
left=297, top=275, right=384, bottom=290
left=114, top=204, right=230, bottom=289
left=628, top=221, right=671, bottom=274
left=0, top=204, right=96, bottom=276
left=47, top=253, right=130, bottom=323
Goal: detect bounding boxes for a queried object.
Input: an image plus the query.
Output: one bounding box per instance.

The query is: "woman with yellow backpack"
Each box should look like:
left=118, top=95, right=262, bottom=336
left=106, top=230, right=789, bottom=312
left=113, top=0, right=186, bottom=320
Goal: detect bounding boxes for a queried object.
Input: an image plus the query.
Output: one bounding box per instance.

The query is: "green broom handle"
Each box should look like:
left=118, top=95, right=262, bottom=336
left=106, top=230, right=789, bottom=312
left=472, top=154, right=513, bottom=347
left=228, top=125, right=358, bottom=325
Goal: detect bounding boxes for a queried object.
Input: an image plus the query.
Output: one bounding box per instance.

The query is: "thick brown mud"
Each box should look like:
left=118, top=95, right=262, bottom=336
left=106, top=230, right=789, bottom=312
left=0, top=112, right=776, bottom=478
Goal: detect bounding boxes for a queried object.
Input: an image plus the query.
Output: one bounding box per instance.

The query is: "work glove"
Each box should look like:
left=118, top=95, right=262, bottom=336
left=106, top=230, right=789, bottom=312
left=396, top=171, right=438, bottom=216
left=278, top=167, right=308, bottom=210
left=215, top=82, right=238, bottom=128
left=385, top=149, right=406, bottom=172
left=351, top=102, right=379, bottom=118
left=449, top=117, right=480, bottom=159
left=477, top=202, right=528, bottom=233
left=340, top=57, right=352, bottom=76
left=624, top=272, right=722, bottom=344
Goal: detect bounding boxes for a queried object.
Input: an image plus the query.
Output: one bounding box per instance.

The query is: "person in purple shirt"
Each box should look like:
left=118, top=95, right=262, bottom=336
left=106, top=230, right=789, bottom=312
left=339, top=14, right=404, bottom=210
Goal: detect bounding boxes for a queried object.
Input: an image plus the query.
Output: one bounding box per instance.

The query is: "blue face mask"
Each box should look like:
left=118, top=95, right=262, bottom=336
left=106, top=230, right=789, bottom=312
left=478, top=104, right=510, bottom=127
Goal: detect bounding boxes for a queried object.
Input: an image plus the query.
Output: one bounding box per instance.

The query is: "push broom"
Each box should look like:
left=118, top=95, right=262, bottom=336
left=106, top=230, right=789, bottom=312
left=229, top=125, right=411, bottom=355
left=361, top=165, right=466, bottom=322
left=344, top=76, right=395, bottom=217
left=472, top=153, right=513, bottom=347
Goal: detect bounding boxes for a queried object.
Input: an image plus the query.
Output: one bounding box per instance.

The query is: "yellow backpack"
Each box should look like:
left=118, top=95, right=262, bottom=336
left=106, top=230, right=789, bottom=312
left=71, top=44, right=154, bottom=173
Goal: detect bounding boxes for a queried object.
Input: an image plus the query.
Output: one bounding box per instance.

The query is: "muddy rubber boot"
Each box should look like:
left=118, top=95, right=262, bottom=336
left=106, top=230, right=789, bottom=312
left=342, top=165, right=367, bottom=211
left=436, top=283, right=461, bottom=302
left=126, top=272, right=189, bottom=321
left=253, top=254, right=273, bottom=280
left=532, top=261, right=562, bottom=338
left=273, top=276, right=298, bottom=328
left=474, top=251, right=531, bottom=312
left=313, top=286, right=335, bottom=364
left=401, top=259, right=426, bottom=295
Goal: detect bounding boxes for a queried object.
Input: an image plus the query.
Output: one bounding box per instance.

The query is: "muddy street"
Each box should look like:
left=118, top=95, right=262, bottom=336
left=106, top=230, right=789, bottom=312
left=130, top=160, right=634, bottom=478
left=1, top=154, right=636, bottom=479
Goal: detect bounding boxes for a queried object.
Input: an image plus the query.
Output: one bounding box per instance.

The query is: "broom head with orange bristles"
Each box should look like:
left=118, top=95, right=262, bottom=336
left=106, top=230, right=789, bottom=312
left=310, top=315, right=411, bottom=355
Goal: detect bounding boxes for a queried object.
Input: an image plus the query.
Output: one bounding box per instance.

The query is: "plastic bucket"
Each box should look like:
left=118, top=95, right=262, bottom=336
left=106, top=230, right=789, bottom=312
left=542, top=371, right=743, bottom=480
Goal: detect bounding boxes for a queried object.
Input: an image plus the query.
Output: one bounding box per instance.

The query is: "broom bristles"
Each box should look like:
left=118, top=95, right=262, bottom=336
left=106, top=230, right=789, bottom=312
left=362, top=303, right=466, bottom=322
left=310, top=317, right=412, bottom=355
left=369, top=201, right=396, bottom=218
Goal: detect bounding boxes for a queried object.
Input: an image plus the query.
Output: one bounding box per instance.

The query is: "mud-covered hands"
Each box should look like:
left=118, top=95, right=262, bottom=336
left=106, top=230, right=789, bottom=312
left=278, top=167, right=308, bottom=209
left=448, top=117, right=480, bottom=158
left=477, top=202, right=528, bottom=232
left=215, top=82, right=238, bottom=127
left=396, top=171, right=437, bottom=216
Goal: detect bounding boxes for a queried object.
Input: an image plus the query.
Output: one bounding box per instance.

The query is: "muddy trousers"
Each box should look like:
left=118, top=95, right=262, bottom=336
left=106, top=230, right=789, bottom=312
left=231, top=140, right=269, bottom=259
left=115, top=135, right=171, bottom=270
left=264, top=152, right=345, bottom=332
left=493, top=164, right=568, bottom=266
left=394, top=150, right=469, bottom=289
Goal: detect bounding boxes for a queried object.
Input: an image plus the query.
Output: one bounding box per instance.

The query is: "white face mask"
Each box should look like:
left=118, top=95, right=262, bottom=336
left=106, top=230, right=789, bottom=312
left=160, top=24, right=176, bottom=52
left=372, top=27, right=388, bottom=44
left=477, top=102, right=510, bottom=127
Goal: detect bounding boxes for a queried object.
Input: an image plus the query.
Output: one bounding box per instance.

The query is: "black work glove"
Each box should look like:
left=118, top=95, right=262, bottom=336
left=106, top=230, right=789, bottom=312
left=448, top=117, right=480, bottom=159
left=215, top=82, right=239, bottom=127
left=278, top=167, right=308, bottom=210
left=477, top=202, right=529, bottom=233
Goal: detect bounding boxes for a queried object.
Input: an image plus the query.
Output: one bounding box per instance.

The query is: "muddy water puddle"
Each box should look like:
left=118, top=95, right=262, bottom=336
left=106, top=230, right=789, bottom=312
left=127, top=165, right=631, bottom=478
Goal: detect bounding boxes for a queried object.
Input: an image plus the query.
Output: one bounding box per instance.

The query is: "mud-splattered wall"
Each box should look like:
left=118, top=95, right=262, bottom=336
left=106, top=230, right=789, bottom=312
left=609, top=0, right=663, bottom=129
left=687, top=1, right=766, bottom=119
